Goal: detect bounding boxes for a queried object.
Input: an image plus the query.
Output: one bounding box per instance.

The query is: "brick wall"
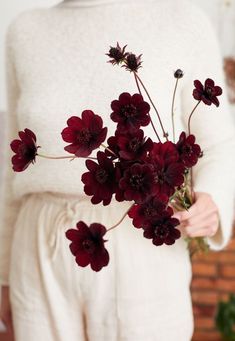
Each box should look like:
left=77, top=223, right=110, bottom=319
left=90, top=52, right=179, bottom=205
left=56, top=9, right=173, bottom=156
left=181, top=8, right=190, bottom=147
left=0, top=333, right=13, bottom=341
left=191, top=228, right=235, bottom=341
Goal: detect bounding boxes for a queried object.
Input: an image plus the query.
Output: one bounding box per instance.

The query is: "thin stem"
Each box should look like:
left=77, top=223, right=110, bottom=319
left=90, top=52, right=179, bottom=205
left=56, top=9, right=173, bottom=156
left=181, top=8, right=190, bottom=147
left=171, top=78, right=179, bottom=142
left=188, top=100, right=201, bottom=135
left=189, top=168, right=195, bottom=203
left=38, top=154, right=75, bottom=160
left=134, top=72, right=142, bottom=96
left=101, top=143, right=116, bottom=156
left=134, top=72, right=161, bottom=142
left=135, top=73, right=168, bottom=141
left=107, top=204, right=134, bottom=232
left=37, top=153, right=97, bottom=160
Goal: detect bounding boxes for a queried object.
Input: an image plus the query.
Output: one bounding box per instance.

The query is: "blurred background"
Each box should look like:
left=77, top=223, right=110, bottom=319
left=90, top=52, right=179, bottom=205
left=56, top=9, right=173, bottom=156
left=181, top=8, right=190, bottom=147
left=0, top=0, right=235, bottom=340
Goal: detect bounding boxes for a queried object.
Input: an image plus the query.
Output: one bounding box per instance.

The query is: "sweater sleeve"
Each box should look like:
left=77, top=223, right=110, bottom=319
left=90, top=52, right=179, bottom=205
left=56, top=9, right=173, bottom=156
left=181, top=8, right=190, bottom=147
left=0, top=24, right=22, bottom=286
left=181, top=9, right=235, bottom=251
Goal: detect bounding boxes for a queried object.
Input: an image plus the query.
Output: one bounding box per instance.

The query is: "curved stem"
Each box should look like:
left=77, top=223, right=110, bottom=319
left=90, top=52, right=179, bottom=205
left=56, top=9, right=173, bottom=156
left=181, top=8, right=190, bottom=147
left=134, top=72, right=142, bottom=96
left=37, top=153, right=97, bottom=160
left=101, top=143, right=116, bottom=156
left=107, top=204, right=134, bottom=232
left=135, top=73, right=168, bottom=141
left=188, top=101, right=201, bottom=135
left=171, top=78, right=179, bottom=142
left=134, top=72, right=161, bottom=142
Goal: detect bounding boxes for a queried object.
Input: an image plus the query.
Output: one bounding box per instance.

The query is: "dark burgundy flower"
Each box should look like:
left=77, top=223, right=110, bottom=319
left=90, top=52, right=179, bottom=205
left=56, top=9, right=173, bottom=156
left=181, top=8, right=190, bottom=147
left=10, top=128, right=39, bottom=172
left=193, top=78, right=222, bottom=107
left=105, top=135, right=120, bottom=160
left=111, top=93, right=150, bottom=132
left=66, top=221, right=109, bottom=272
left=143, top=208, right=181, bottom=246
left=128, top=195, right=168, bottom=228
left=61, top=111, right=107, bottom=157
left=119, top=163, right=156, bottom=203
left=117, top=129, right=153, bottom=161
left=113, top=161, right=129, bottom=202
left=82, top=151, right=116, bottom=205
left=123, top=53, right=142, bottom=72
left=174, top=69, right=184, bottom=79
left=149, top=142, right=185, bottom=197
left=106, top=42, right=128, bottom=65
left=176, top=132, right=201, bottom=168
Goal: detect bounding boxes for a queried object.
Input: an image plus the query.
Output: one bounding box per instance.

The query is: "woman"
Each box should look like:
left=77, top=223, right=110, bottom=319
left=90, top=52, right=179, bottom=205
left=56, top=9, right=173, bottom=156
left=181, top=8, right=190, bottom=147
left=1, top=0, right=235, bottom=340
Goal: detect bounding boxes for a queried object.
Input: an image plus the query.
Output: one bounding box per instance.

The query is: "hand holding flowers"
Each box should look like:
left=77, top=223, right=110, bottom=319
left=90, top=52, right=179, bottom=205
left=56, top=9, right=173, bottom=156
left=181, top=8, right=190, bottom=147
left=174, top=192, right=220, bottom=239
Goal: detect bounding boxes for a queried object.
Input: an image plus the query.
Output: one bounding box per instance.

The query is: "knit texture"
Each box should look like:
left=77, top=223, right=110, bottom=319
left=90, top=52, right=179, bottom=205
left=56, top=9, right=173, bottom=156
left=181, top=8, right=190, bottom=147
left=0, top=0, right=235, bottom=284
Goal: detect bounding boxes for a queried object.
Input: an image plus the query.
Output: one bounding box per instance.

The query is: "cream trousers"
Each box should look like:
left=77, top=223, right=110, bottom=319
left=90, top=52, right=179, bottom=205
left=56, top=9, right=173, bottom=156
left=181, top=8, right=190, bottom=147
left=9, top=192, right=194, bottom=341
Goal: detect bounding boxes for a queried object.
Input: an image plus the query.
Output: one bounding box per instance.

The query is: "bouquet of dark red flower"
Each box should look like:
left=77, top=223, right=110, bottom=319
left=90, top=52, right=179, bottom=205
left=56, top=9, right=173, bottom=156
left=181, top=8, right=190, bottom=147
left=10, top=43, right=223, bottom=271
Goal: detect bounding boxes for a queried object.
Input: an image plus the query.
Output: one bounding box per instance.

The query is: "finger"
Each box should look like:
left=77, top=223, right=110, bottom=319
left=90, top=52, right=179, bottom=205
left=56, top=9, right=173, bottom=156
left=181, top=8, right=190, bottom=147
left=183, top=223, right=218, bottom=238
left=185, top=229, right=209, bottom=238
left=173, top=193, right=217, bottom=222
left=181, top=211, right=219, bottom=228
left=174, top=202, right=218, bottom=224
left=173, top=204, right=198, bottom=221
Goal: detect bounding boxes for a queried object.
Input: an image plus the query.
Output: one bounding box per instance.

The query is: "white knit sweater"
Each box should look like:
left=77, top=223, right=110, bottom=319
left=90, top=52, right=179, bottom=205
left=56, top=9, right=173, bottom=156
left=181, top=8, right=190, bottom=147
left=1, top=0, right=235, bottom=285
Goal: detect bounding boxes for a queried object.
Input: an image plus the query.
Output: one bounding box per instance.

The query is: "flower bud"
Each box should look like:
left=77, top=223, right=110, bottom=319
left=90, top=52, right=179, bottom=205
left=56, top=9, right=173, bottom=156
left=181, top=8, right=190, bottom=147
left=174, top=69, right=184, bottom=79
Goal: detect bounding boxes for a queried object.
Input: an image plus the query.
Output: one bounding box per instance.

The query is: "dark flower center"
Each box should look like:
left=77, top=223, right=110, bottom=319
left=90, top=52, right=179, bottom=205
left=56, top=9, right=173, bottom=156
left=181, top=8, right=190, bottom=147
left=19, top=144, right=36, bottom=160
left=156, top=170, right=166, bottom=184
left=144, top=206, right=157, bottom=218
left=154, top=224, right=168, bottom=239
left=130, top=174, right=144, bottom=189
left=182, top=144, right=192, bottom=155
left=206, top=86, right=214, bottom=97
left=121, top=104, right=137, bottom=118
left=82, top=239, right=96, bottom=254
left=95, top=168, right=108, bottom=184
left=129, top=138, right=141, bottom=152
left=77, top=129, right=92, bottom=144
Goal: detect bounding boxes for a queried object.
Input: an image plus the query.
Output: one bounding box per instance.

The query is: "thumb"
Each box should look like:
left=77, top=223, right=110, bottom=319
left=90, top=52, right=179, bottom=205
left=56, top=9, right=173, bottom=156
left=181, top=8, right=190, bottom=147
left=173, top=211, right=183, bottom=221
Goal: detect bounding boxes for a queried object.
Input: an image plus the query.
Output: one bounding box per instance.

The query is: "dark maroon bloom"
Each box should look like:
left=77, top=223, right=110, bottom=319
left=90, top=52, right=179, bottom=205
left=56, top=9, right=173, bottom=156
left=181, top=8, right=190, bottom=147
left=143, top=207, right=181, bottom=246
left=176, top=132, right=201, bottom=168
left=105, top=135, right=120, bottom=160
left=66, top=221, right=109, bottom=272
left=128, top=195, right=168, bottom=228
left=149, top=142, right=185, bottom=197
left=61, top=110, right=107, bottom=157
left=193, top=78, right=222, bottom=107
left=106, top=42, right=128, bottom=65
left=119, top=163, right=156, bottom=203
left=111, top=93, right=150, bottom=133
left=117, top=129, right=153, bottom=161
left=10, top=128, right=39, bottom=172
left=82, top=151, right=116, bottom=205
left=174, top=69, right=184, bottom=79
left=113, top=161, right=129, bottom=202
left=123, top=53, right=142, bottom=72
